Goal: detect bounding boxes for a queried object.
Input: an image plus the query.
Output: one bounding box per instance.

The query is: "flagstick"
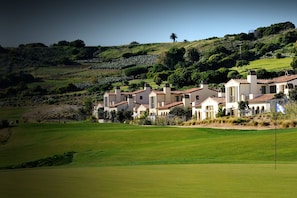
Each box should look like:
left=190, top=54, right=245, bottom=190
left=274, top=113, right=277, bottom=170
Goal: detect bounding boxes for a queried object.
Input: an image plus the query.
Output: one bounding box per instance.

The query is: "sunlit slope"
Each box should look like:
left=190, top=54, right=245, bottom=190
left=1, top=123, right=297, bottom=167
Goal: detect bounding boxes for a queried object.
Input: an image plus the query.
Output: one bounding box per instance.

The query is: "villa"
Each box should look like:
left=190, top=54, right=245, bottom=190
left=95, top=70, right=297, bottom=122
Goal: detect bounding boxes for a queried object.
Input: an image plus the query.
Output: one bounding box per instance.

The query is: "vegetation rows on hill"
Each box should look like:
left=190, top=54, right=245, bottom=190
left=0, top=21, right=297, bottom=122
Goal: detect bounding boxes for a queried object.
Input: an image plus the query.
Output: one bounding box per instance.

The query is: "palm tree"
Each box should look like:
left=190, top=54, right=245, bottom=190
left=170, top=33, right=177, bottom=42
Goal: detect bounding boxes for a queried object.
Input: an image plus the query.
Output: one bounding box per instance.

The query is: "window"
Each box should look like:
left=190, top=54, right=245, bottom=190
left=229, top=87, right=235, bottom=102
left=196, top=95, right=200, bottom=100
left=269, top=85, right=276, bottom=93
left=175, top=96, right=179, bottom=102
left=286, top=84, right=293, bottom=89
left=104, top=97, right=108, bottom=107
left=150, top=96, right=155, bottom=108
left=261, top=86, right=266, bottom=94
left=140, top=96, right=143, bottom=100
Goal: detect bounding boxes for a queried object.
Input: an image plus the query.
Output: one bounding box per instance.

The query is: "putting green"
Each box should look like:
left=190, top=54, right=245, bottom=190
left=1, top=164, right=296, bottom=198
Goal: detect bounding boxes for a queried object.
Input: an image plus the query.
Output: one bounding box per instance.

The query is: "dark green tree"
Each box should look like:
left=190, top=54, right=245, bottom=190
left=116, top=110, right=125, bottom=123
left=168, top=68, right=192, bottom=88
left=170, top=33, right=178, bottom=42
left=289, top=87, right=297, bottom=101
left=238, top=101, right=249, bottom=117
left=186, top=48, right=200, bottom=64
left=84, top=98, right=93, bottom=115
left=158, top=47, right=185, bottom=70
left=170, top=107, right=185, bottom=117
left=70, top=39, right=85, bottom=48
left=291, top=56, right=297, bottom=70
left=124, top=66, right=148, bottom=78
left=227, top=70, right=241, bottom=79
left=216, top=105, right=226, bottom=117
left=153, top=76, right=163, bottom=87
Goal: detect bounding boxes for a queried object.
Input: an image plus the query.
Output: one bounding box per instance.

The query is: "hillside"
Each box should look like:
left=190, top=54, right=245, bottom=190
left=0, top=21, right=297, bottom=122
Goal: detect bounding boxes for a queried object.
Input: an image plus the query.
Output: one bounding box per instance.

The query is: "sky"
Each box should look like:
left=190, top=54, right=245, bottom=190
left=1, top=0, right=297, bottom=47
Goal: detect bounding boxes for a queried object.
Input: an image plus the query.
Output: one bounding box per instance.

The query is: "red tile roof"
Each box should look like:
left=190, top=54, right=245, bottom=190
left=211, top=97, right=226, bottom=104
left=233, top=79, right=249, bottom=84
left=109, top=101, right=128, bottom=108
left=151, top=90, right=165, bottom=95
left=183, top=87, right=202, bottom=93
left=270, top=74, right=297, bottom=83
left=158, top=101, right=183, bottom=110
left=133, top=89, right=145, bottom=94
left=248, top=94, right=275, bottom=103
left=233, top=74, right=297, bottom=85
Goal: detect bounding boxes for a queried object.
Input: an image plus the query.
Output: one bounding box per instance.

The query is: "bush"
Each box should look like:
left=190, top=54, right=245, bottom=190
left=3, top=152, right=76, bottom=169
left=232, top=118, right=248, bottom=125
left=282, top=121, right=290, bottom=128
left=124, top=66, right=148, bottom=78
left=0, top=120, right=9, bottom=129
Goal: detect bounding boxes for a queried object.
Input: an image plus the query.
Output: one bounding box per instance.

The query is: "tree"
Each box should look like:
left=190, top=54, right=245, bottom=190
left=186, top=48, right=200, bottom=64
left=289, top=87, right=297, bottom=101
left=153, top=76, right=163, bottom=87
left=116, top=110, right=125, bottom=123
left=227, top=70, right=241, bottom=79
left=238, top=101, right=249, bottom=117
left=291, top=56, right=297, bottom=70
left=70, top=39, right=85, bottom=48
left=169, top=107, right=192, bottom=121
left=84, top=98, right=93, bottom=115
left=124, top=66, right=148, bottom=78
left=170, top=33, right=178, bottom=42
left=56, top=40, right=70, bottom=46
left=158, top=47, right=185, bottom=70
left=170, top=107, right=185, bottom=117
left=168, top=68, right=192, bottom=88
left=216, top=105, right=226, bottom=117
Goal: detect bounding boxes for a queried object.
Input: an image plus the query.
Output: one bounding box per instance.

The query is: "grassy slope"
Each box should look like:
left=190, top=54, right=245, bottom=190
left=1, top=123, right=297, bottom=167
left=1, top=164, right=297, bottom=198
left=1, top=123, right=297, bottom=198
left=232, top=57, right=293, bottom=75
left=99, top=39, right=220, bottom=59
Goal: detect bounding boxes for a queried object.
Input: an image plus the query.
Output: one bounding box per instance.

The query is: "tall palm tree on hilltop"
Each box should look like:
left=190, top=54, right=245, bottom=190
left=170, top=33, right=177, bottom=42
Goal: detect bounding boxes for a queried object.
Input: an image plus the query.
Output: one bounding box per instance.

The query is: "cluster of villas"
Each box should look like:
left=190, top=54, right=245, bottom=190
left=94, top=70, right=297, bottom=122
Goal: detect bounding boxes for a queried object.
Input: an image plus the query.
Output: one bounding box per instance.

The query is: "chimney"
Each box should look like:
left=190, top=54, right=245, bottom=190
left=200, top=81, right=208, bottom=89
left=183, top=94, right=190, bottom=108
left=115, top=86, right=121, bottom=102
left=247, top=70, right=257, bottom=94
left=144, top=83, right=151, bottom=91
left=127, top=94, right=133, bottom=111
left=163, top=83, right=171, bottom=103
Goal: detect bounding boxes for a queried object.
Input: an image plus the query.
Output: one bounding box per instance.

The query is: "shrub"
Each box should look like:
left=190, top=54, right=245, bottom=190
left=282, top=121, right=290, bottom=128
left=4, top=152, right=76, bottom=169
left=0, top=120, right=9, bottom=129
left=232, top=118, right=248, bottom=125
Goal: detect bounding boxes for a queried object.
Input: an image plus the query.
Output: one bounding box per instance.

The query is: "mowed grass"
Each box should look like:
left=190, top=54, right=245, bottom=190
left=1, top=123, right=297, bottom=197
left=2, top=123, right=297, bottom=167
left=233, top=57, right=293, bottom=75
left=1, top=164, right=297, bottom=198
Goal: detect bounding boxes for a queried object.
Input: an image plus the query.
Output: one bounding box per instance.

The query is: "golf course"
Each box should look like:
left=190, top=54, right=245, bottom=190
left=1, top=122, right=297, bottom=197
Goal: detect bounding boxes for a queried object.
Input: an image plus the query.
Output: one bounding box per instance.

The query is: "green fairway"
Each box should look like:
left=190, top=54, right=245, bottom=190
left=1, top=123, right=297, bottom=167
left=1, top=164, right=297, bottom=198
left=1, top=123, right=297, bottom=197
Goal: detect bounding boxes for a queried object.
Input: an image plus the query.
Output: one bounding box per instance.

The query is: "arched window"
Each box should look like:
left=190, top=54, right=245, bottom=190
left=256, top=106, right=260, bottom=114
